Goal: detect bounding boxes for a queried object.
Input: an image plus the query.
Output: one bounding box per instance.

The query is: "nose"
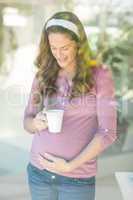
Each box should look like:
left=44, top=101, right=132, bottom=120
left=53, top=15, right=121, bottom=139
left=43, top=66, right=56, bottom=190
left=56, top=49, right=63, bottom=59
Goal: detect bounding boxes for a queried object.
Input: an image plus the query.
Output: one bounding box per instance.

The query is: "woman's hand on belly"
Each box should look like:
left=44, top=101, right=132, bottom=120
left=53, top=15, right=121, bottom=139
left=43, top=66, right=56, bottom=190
left=38, top=153, right=75, bottom=173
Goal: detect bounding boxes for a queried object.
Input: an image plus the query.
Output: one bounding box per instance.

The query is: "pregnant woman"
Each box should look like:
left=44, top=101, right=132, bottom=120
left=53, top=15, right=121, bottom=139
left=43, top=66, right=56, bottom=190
left=23, top=11, right=117, bottom=200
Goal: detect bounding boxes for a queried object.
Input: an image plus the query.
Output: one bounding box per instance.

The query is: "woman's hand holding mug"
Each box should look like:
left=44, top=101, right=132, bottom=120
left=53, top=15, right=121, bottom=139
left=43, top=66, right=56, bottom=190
left=33, top=111, right=48, bottom=132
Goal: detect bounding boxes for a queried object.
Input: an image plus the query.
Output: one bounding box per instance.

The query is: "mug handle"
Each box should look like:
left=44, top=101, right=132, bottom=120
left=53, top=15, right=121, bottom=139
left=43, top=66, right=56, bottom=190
left=36, top=108, right=47, bottom=121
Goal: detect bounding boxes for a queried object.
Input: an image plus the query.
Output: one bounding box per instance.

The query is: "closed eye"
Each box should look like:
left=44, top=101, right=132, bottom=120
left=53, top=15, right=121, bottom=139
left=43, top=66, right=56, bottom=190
left=62, top=47, right=69, bottom=51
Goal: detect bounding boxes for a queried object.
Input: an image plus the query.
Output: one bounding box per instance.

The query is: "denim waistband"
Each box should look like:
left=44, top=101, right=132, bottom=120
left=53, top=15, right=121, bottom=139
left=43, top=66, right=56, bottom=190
left=27, top=163, right=95, bottom=186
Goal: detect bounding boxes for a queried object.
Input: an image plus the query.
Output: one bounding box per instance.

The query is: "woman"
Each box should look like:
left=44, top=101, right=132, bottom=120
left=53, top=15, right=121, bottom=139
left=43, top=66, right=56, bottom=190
left=24, top=11, right=117, bottom=200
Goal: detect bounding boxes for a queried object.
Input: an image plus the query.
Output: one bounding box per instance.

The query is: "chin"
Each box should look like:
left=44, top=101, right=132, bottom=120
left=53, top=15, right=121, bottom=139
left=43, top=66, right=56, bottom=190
left=58, top=62, right=68, bottom=69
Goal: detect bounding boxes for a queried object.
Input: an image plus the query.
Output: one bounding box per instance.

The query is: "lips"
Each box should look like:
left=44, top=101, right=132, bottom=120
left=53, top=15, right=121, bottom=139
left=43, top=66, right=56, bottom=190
left=58, top=58, right=67, bottom=62
left=58, top=60, right=65, bottom=62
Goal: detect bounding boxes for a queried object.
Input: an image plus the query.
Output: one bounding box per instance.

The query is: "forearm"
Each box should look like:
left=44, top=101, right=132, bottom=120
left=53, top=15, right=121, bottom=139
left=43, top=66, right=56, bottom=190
left=23, top=117, right=36, bottom=134
left=69, top=136, right=105, bottom=170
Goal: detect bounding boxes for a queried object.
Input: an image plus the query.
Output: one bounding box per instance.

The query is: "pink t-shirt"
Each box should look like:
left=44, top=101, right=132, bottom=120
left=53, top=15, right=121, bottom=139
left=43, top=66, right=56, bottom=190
left=23, top=65, right=117, bottom=178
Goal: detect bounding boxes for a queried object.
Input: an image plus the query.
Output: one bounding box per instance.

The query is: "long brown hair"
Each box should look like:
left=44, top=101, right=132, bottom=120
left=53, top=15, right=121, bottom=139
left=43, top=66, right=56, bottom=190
left=34, top=11, right=96, bottom=104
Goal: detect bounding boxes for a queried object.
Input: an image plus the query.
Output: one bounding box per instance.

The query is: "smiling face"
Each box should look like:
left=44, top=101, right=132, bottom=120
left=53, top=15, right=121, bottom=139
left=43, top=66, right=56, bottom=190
left=48, top=32, right=78, bottom=72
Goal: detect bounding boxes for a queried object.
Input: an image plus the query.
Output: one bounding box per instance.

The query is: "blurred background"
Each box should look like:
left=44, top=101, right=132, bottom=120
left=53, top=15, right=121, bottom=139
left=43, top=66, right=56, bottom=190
left=0, top=0, right=133, bottom=199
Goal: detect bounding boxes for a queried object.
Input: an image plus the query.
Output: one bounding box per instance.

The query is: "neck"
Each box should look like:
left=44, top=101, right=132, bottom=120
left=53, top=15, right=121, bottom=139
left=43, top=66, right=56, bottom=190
left=61, top=62, right=77, bottom=80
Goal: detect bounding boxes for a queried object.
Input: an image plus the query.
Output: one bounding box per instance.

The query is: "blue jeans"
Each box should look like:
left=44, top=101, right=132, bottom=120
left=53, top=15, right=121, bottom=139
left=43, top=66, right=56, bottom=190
left=27, top=163, right=95, bottom=200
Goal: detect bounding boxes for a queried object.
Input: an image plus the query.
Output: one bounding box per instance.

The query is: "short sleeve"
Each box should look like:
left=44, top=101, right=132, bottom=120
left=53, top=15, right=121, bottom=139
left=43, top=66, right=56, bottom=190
left=94, top=66, right=117, bottom=152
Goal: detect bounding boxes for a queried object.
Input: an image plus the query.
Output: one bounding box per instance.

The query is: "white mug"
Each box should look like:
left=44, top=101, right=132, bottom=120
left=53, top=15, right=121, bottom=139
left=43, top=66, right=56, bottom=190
left=43, top=108, right=64, bottom=133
